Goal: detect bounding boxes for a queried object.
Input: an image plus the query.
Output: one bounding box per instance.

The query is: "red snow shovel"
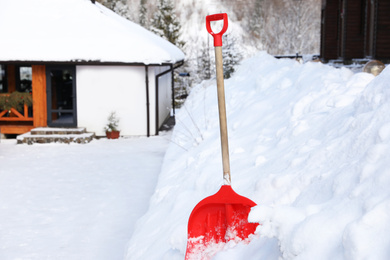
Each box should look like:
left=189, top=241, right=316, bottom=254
left=185, top=13, right=259, bottom=260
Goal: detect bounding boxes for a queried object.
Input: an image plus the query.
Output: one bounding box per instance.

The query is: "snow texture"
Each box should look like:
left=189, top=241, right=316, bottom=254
left=2, top=52, right=390, bottom=260
left=0, top=134, right=170, bottom=260
left=0, top=0, right=184, bottom=64
left=126, top=52, right=390, bottom=260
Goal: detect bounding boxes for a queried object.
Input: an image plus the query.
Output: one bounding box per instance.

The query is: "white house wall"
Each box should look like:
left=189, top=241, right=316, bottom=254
left=76, top=65, right=148, bottom=136
left=76, top=65, right=173, bottom=136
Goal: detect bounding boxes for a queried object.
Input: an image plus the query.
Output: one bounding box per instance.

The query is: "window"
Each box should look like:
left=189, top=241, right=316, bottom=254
left=0, top=65, right=7, bottom=93
left=17, top=66, right=32, bottom=92
left=0, top=64, right=32, bottom=93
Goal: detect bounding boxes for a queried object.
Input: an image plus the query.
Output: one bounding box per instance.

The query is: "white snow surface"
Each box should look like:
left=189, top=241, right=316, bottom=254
left=0, top=134, right=171, bottom=260
left=126, top=52, right=390, bottom=259
left=2, top=52, right=390, bottom=260
left=0, top=0, right=184, bottom=64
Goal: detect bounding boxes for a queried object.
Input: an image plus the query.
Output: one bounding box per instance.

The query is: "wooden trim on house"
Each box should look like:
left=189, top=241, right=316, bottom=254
left=320, top=0, right=339, bottom=60
left=321, top=0, right=390, bottom=62
left=0, top=102, right=34, bottom=134
left=32, top=65, right=47, bottom=127
left=0, top=106, right=32, bottom=121
left=376, top=0, right=390, bottom=59
left=342, top=0, right=366, bottom=60
left=0, top=124, right=34, bottom=135
left=7, top=65, right=16, bottom=92
left=0, top=65, right=47, bottom=135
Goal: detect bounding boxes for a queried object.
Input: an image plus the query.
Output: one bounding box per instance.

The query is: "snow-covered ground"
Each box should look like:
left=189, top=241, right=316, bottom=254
left=0, top=134, right=171, bottom=260
left=126, top=52, right=390, bottom=259
left=2, top=52, right=390, bottom=260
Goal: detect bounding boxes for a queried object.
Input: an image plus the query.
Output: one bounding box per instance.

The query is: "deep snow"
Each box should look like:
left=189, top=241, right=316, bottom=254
left=2, top=52, right=390, bottom=260
left=126, top=52, right=390, bottom=259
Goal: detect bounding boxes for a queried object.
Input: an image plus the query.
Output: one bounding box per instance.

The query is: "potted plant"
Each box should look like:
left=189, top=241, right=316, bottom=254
left=104, top=111, right=120, bottom=139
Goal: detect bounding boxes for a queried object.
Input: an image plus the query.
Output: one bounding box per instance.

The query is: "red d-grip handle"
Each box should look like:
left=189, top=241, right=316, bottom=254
left=206, top=13, right=228, bottom=47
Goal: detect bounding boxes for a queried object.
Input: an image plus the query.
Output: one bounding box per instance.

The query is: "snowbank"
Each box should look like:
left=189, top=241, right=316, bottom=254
left=126, top=52, right=390, bottom=259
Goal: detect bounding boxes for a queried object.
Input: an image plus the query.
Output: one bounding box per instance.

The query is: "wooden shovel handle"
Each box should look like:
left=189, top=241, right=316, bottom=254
left=206, top=13, right=231, bottom=185
left=215, top=45, right=231, bottom=185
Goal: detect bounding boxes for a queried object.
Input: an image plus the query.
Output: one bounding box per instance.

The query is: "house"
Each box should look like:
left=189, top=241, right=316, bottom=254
left=0, top=0, right=185, bottom=137
left=320, top=0, right=390, bottom=62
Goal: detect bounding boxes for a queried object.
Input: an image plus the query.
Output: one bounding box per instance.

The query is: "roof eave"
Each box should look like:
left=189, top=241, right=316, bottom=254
left=0, top=59, right=185, bottom=67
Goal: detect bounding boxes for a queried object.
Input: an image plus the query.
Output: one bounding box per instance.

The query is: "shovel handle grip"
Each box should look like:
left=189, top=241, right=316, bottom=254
left=206, top=13, right=228, bottom=47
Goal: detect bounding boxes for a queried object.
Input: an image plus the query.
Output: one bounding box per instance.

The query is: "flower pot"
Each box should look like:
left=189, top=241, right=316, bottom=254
left=106, top=130, right=120, bottom=139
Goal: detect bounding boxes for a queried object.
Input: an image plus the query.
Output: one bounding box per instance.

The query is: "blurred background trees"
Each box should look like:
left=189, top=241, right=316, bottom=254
left=96, top=0, right=321, bottom=89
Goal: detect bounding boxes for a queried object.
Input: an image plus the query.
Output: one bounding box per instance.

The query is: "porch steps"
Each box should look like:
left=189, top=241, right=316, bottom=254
left=17, top=127, right=95, bottom=144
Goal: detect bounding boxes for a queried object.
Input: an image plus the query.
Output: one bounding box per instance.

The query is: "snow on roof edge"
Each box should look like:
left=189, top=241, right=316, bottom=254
left=0, top=0, right=185, bottom=64
left=0, top=58, right=185, bottom=66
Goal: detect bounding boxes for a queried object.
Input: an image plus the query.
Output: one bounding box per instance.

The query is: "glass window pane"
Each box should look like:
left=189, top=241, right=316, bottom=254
left=51, top=112, right=74, bottom=124
left=0, top=65, right=7, bottom=93
left=50, top=69, right=73, bottom=110
left=18, top=66, right=32, bottom=92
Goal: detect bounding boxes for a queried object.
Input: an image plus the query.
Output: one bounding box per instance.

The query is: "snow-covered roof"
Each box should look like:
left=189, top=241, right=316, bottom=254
left=0, top=0, right=185, bottom=64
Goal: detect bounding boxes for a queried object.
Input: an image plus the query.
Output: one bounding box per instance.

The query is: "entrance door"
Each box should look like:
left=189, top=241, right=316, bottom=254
left=46, top=66, right=77, bottom=127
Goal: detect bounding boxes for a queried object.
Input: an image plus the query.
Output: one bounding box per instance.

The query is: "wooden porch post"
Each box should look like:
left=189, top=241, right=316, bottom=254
left=32, top=65, right=47, bottom=127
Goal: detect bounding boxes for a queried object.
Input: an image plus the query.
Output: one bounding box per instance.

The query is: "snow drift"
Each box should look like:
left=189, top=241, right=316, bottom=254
left=126, top=52, right=390, bottom=259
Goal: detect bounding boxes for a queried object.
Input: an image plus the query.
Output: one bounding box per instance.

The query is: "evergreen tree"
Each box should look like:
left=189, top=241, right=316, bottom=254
left=139, top=0, right=147, bottom=27
left=96, top=0, right=131, bottom=20
left=222, top=35, right=241, bottom=79
left=198, top=41, right=212, bottom=80
left=150, top=0, right=184, bottom=48
left=95, top=0, right=113, bottom=10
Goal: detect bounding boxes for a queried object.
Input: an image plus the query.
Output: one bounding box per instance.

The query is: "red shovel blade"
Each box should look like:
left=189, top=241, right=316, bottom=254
left=185, top=185, right=259, bottom=260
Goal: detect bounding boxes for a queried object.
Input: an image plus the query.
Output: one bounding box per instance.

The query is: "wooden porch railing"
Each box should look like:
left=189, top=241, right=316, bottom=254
left=0, top=92, right=33, bottom=122
left=0, top=104, right=33, bottom=122
left=0, top=93, right=34, bottom=134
